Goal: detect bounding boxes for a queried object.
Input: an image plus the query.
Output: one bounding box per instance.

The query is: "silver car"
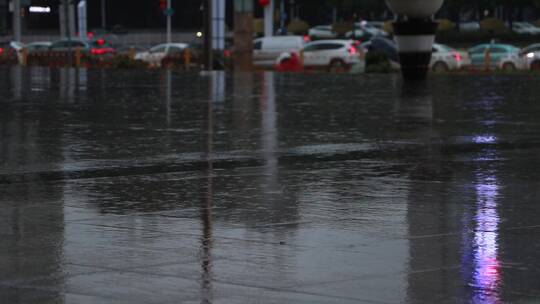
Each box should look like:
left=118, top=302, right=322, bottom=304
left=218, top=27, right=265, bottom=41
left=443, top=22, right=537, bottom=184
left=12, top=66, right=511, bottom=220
left=519, top=43, right=540, bottom=70
left=253, top=36, right=307, bottom=67
left=308, top=25, right=338, bottom=40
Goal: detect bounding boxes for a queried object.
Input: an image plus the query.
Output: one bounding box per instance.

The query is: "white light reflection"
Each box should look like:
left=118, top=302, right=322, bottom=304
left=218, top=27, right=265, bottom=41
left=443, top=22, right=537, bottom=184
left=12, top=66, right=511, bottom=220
left=473, top=135, right=497, bottom=145
left=472, top=171, right=502, bottom=303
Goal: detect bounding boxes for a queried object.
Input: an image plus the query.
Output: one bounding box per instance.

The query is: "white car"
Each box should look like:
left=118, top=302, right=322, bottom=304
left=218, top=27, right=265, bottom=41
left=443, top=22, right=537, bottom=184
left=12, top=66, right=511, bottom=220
left=459, top=21, right=481, bottom=32
left=430, top=43, right=471, bottom=71
left=519, top=43, right=540, bottom=70
left=10, top=41, right=52, bottom=63
left=511, top=22, right=540, bottom=35
left=345, top=22, right=389, bottom=40
left=277, top=40, right=365, bottom=72
left=134, top=43, right=188, bottom=66
left=468, top=44, right=527, bottom=71
left=253, top=36, right=307, bottom=67
left=308, top=25, right=338, bottom=40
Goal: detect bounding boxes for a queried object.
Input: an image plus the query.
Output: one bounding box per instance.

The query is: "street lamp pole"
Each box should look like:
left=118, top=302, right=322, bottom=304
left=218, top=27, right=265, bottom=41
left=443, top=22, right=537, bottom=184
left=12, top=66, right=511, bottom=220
left=13, top=0, right=21, bottom=41
left=166, top=0, right=172, bottom=43
left=203, top=0, right=213, bottom=70
left=100, top=0, right=106, bottom=29
left=63, top=0, right=72, bottom=64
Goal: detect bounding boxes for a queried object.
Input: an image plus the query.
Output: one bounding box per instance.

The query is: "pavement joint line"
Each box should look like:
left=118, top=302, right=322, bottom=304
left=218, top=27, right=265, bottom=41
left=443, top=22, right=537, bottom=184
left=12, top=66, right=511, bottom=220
left=93, top=266, right=394, bottom=304
left=0, top=267, right=111, bottom=289
left=0, top=280, right=144, bottom=303
left=2, top=139, right=539, bottom=185
left=287, top=265, right=463, bottom=290
left=72, top=222, right=316, bottom=249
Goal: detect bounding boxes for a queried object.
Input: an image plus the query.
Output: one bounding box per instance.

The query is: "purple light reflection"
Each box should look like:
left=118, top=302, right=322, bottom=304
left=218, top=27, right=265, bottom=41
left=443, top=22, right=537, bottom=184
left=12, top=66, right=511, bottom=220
left=473, top=135, right=497, bottom=145
left=472, top=173, right=502, bottom=303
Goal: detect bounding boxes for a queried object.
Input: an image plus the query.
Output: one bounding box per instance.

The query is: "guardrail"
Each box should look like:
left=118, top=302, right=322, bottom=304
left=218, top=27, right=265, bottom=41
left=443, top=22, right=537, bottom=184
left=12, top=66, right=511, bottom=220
left=12, top=48, right=209, bottom=70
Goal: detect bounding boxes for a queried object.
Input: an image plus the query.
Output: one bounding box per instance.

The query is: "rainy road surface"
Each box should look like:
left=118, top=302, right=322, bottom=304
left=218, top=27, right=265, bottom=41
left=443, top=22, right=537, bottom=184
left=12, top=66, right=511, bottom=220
left=1, top=66, right=540, bottom=303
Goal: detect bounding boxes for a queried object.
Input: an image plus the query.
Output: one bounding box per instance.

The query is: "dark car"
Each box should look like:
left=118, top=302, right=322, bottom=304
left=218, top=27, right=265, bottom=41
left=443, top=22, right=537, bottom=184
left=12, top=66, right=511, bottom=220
left=117, top=45, right=148, bottom=56
left=49, top=38, right=116, bottom=56
left=0, top=42, right=18, bottom=64
left=49, top=38, right=91, bottom=53
left=162, top=40, right=232, bottom=70
left=363, top=36, right=399, bottom=63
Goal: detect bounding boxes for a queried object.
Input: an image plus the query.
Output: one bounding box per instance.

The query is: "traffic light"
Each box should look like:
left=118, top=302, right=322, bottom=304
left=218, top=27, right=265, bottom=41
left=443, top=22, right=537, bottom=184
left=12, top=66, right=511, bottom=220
left=159, top=0, right=167, bottom=10
left=259, top=0, right=270, bottom=6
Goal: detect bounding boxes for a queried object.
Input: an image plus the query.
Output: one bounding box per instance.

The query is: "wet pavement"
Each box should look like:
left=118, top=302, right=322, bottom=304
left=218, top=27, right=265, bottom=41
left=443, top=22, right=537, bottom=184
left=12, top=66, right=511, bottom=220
left=1, top=66, right=540, bottom=303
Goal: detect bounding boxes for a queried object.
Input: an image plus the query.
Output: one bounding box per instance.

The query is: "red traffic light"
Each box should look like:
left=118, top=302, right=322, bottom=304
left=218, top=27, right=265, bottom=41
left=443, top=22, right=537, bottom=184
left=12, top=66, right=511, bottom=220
left=159, top=0, right=167, bottom=10
left=259, top=0, right=270, bottom=6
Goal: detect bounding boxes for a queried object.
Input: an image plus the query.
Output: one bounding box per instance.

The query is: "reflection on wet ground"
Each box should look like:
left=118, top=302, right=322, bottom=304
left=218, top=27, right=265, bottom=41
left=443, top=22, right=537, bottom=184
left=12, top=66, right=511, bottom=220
left=1, top=66, right=540, bottom=303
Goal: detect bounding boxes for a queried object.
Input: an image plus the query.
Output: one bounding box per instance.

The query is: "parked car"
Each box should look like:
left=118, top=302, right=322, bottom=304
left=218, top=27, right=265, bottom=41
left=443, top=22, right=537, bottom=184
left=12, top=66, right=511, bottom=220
left=10, top=41, right=52, bottom=63
left=365, top=21, right=386, bottom=31
left=468, top=43, right=526, bottom=70
left=459, top=21, right=481, bottom=32
left=277, top=39, right=364, bottom=72
left=511, top=22, right=540, bottom=35
left=0, top=41, right=17, bottom=63
left=519, top=43, right=540, bottom=70
left=358, top=21, right=389, bottom=37
left=134, top=43, right=188, bottom=66
left=49, top=38, right=91, bottom=53
left=253, top=36, right=307, bottom=67
left=345, top=22, right=388, bottom=41
left=430, top=43, right=471, bottom=71
left=308, top=25, right=338, bottom=40
left=25, top=41, right=53, bottom=51
left=117, top=45, right=148, bottom=56
left=163, top=40, right=233, bottom=69
left=49, top=38, right=116, bottom=57
left=362, top=36, right=399, bottom=64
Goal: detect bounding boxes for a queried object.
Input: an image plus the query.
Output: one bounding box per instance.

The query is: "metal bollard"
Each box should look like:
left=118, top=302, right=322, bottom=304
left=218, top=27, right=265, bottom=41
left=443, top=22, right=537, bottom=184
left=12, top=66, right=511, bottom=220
left=21, top=48, right=28, bottom=66
left=299, top=50, right=305, bottom=70
left=183, top=49, right=191, bottom=70
left=484, top=48, right=491, bottom=71
left=75, top=47, right=82, bottom=68
left=129, top=47, right=136, bottom=61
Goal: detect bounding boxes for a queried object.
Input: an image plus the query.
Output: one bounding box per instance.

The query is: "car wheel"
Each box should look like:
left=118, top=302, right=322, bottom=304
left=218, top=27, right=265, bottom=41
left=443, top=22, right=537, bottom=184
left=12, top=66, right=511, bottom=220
left=502, top=62, right=516, bottom=71
left=432, top=61, right=449, bottom=72
left=329, top=59, right=347, bottom=73
left=530, top=60, right=540, bottom=71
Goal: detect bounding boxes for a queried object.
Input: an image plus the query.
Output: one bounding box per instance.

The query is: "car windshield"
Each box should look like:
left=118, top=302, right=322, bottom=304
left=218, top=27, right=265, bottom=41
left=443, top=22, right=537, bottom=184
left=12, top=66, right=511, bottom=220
left=521, top=44, right=540, bottom=54
left=436, top=44, right=454, bottom=52
left=150, top=45, right=167, bottom=53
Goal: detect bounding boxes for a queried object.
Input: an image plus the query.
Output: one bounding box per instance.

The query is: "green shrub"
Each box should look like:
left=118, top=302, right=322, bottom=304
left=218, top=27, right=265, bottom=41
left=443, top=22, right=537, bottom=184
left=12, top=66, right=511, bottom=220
left=383, top=21, right=394, bottom=35
left=287, top=19, right=310, bottom=35
left=365, top=52, right=395, bottom=73
left=437, top=19, right=455, bottom=32
left=253, top=19, right=264, bottom=36
left=332, top=22, right=354, bottom=38
left=480, top=18, right=508, bottom=34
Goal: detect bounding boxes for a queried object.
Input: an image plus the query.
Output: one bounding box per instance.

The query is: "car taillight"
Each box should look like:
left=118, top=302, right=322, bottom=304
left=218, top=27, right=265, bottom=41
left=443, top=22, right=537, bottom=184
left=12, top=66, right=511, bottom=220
left=303, top=35, right=311, bottom=42
left=97, top=39, right=106, bottom=46
left=91, top=48, right=108, bottom=55
left=453, top=52, right=462, bottom=62
left=348, top=46, right=358, bottom=55
left=0, top=48, right=3, bottom=55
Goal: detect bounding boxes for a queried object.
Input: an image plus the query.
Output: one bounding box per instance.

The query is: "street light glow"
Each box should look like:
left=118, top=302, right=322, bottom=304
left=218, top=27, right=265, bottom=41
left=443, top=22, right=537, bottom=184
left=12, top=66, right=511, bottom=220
left=29, top=6, right=51, bottom=13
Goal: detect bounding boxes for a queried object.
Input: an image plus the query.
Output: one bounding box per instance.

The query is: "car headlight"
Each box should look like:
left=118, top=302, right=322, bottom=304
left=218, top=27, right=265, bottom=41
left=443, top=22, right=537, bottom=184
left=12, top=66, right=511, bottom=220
left=526, top=52, right=535, bottom=58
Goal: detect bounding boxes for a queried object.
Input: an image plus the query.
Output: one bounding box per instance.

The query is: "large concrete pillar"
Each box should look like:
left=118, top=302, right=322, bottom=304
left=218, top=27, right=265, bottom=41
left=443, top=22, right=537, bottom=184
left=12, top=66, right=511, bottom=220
left=264, top=0, right=274, bottom=37
left=386, top=0, right=444, bottom=80
left=233, top=0, right=253, bottom=71
left=212, top=0, right=226, bottom=50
